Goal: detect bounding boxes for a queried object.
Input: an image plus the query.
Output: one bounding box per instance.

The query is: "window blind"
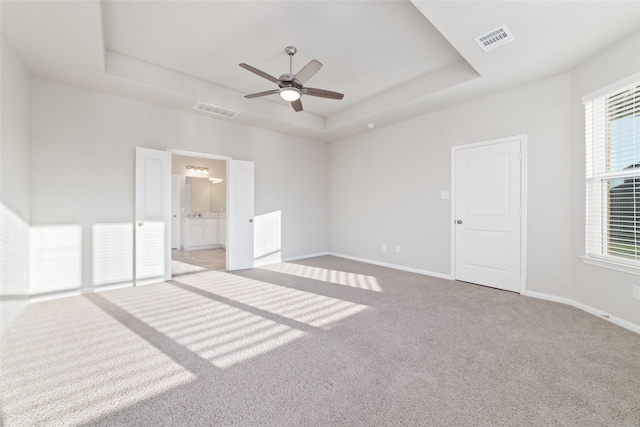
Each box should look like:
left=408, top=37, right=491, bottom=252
left=585, top=81, right=639, bottom=262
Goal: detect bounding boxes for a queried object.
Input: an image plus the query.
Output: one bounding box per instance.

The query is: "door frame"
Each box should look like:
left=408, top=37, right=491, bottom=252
left=167, top=148, right=233, bottom=271
left=450, top=134, right=528, bottom=294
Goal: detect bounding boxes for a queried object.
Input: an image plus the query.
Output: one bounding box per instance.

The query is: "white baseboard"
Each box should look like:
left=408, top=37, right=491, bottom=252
left=30, top=281, right=135, bottom=303
left=328, top=252, right=454, bottom=280
left=283, top=252, right=330, bottom=262
left=524, top=291, right=640, bottom=335
left=254, top=251, right=330, bottom=268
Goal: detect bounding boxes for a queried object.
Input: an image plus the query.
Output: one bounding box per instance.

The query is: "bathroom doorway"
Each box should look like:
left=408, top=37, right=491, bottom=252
left=171, top=154, right=227, bottom=274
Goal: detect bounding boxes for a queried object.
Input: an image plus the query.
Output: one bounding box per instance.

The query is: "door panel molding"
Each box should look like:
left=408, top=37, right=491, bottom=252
left=227, top=160, right=255, bottom=271
left=450, top=135, right=528, bottom=293
left=135, top=147, right=172, bottom=286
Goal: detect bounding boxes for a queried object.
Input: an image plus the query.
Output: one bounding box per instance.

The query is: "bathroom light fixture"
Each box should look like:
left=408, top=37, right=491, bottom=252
left=279, top=87, right=301, bottom=102
left=186, top=165, right=209, bottom=174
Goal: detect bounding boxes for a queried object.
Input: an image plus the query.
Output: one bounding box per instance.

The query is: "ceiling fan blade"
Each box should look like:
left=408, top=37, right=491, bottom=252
left=291, top=99, right=303, bottom=112
left=244, top=89, right=279, bottom=99
left=303, top=87, right=344, bottom=100
left=294, top=59, right=322, bottom=84
left=239, top=63, right=280, bottom=84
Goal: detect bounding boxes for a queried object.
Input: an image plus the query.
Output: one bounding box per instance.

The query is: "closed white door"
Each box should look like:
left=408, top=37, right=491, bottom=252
left=227, top=160, right=255, bottom=270
left=453, top=137, right=523, bottom=293
left=135, top=147, right=171, bottom=286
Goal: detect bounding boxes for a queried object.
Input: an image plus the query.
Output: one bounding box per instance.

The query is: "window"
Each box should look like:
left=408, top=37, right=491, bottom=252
left=583, top=77, right=639, bottom=272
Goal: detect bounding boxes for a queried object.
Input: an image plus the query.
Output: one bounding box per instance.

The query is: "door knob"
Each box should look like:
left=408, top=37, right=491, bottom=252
left=249, top=218, right=253, bottom=223
left=456, top=220, right=463, bottom=224
left=138, top=221, right=144, bottom=227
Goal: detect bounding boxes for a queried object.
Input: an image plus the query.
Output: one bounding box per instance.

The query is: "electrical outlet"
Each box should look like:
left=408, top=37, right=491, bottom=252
left=395, top=246, right=400, bottom=254
left=382, top=243, right=387, bottom=251
left=633, top=285, right=640, bottom=301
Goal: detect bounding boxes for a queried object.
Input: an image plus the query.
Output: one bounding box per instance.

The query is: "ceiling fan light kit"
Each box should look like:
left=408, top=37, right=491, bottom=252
left=279, top=87, right=301, bottom=101
left=240, top=46, right=344, bottom=112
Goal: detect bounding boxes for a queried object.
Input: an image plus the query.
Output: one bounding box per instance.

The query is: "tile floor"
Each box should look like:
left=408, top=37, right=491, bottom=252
left=171, top=247, right=226, bottom=276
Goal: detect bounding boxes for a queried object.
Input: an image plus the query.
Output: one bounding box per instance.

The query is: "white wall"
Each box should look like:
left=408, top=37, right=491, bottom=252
left=570, top=32, right=640, bottom=327
left=330, top=73, right=573, bottom=297
left=30, top=79, right=329, bottom=295
left=330, top=32, right=640, bottom=330
left=0, top=35, right=31, bottom=334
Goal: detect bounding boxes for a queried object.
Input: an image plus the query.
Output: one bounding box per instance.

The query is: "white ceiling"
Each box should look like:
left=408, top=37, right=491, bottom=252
left=2, top=1, right=639, bottom=142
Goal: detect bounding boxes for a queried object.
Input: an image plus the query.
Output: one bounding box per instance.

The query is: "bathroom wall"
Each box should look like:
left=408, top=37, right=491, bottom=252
left=172, top=155, right=227, bottom=215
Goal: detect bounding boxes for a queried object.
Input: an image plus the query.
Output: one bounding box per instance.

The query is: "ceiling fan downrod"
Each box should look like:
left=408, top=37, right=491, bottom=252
left=285, top=46, right=297, bottom=75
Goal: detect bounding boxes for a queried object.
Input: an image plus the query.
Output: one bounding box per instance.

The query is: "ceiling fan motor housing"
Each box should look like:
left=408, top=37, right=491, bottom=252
left=279, top=73, right=297, bottom=83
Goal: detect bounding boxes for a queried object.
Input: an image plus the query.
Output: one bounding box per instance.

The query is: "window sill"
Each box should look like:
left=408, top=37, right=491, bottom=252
left=580, top=255, right=640, bottom=276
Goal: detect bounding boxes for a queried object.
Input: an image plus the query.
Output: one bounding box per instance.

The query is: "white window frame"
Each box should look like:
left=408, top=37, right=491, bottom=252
left=581, top=73, right=640, bottom=276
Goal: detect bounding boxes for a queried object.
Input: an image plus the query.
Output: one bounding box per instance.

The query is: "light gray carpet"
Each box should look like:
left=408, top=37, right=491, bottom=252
left=1, top=255, right=639, bottom=426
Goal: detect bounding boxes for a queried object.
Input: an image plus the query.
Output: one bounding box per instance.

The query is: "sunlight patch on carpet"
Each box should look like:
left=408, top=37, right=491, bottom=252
left=102, top=281, right=306, bottom=369
left=101, top=271, right=369, bottom=368
left=178, top=270, right=371, bottom=328
left=0, top=296, right=195, bottom=427
left=171, top=259, right=207, bottom=275
left=259, top=262, right=382, bottom=292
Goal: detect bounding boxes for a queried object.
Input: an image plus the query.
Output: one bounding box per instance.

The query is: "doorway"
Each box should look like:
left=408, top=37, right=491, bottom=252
left=135, top=148, right=255, bottom=285
left=170, top=154, right=227, bottom=274
left=450, top=135, right=527, bottom=293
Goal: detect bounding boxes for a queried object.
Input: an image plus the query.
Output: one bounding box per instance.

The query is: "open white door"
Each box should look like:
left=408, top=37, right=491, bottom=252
left=453, top=136, right=524, bottom=293
left=227, top=160, right=255, bottom=270
left=135, top=147, right=171, bottom=285
left=171, top=174, right=181, bottom=250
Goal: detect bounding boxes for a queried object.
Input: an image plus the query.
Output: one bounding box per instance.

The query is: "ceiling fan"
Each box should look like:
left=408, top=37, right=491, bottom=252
left=240, top=46, right=344, bottom=112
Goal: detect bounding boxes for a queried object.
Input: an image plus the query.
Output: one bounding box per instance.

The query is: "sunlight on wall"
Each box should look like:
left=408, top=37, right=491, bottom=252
left=30, top=225, right=82, bottom=294
left=135, top=221, right=165, bottom=281
left=92, top=223, right=133, bottom=286
left=0, top=296, right=195, bottom=426
left=254, top=210, right=281, bottom=265
left=0, top=203, right=30, bottom=332
left=259, top=263, right=382, bottom=292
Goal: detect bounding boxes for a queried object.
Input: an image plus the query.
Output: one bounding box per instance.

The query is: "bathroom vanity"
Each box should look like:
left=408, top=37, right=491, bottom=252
left=182, top=215, right=226, bottom=250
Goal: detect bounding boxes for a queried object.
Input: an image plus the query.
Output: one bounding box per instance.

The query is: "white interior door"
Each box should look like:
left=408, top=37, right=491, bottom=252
left=453, top=137, right=523, bottom=293
left=135, top=147, right=171, bottom=285
left=227, top=160, right=255, bottom=270
left=171, top=174, right=181, bottom=249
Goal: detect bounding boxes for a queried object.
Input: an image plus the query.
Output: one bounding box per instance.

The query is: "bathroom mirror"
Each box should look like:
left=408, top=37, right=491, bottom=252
left=185, top=176, right=226, bottom=214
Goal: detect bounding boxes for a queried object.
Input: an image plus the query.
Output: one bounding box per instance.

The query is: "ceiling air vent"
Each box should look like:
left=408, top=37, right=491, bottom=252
left=475, top=25, right=514, bottom=52
left=193, top=101, right=240, bottom=119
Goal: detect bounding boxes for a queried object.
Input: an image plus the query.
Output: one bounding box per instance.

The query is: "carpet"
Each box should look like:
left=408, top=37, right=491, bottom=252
left=1, top=255, right=639, bottom=426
